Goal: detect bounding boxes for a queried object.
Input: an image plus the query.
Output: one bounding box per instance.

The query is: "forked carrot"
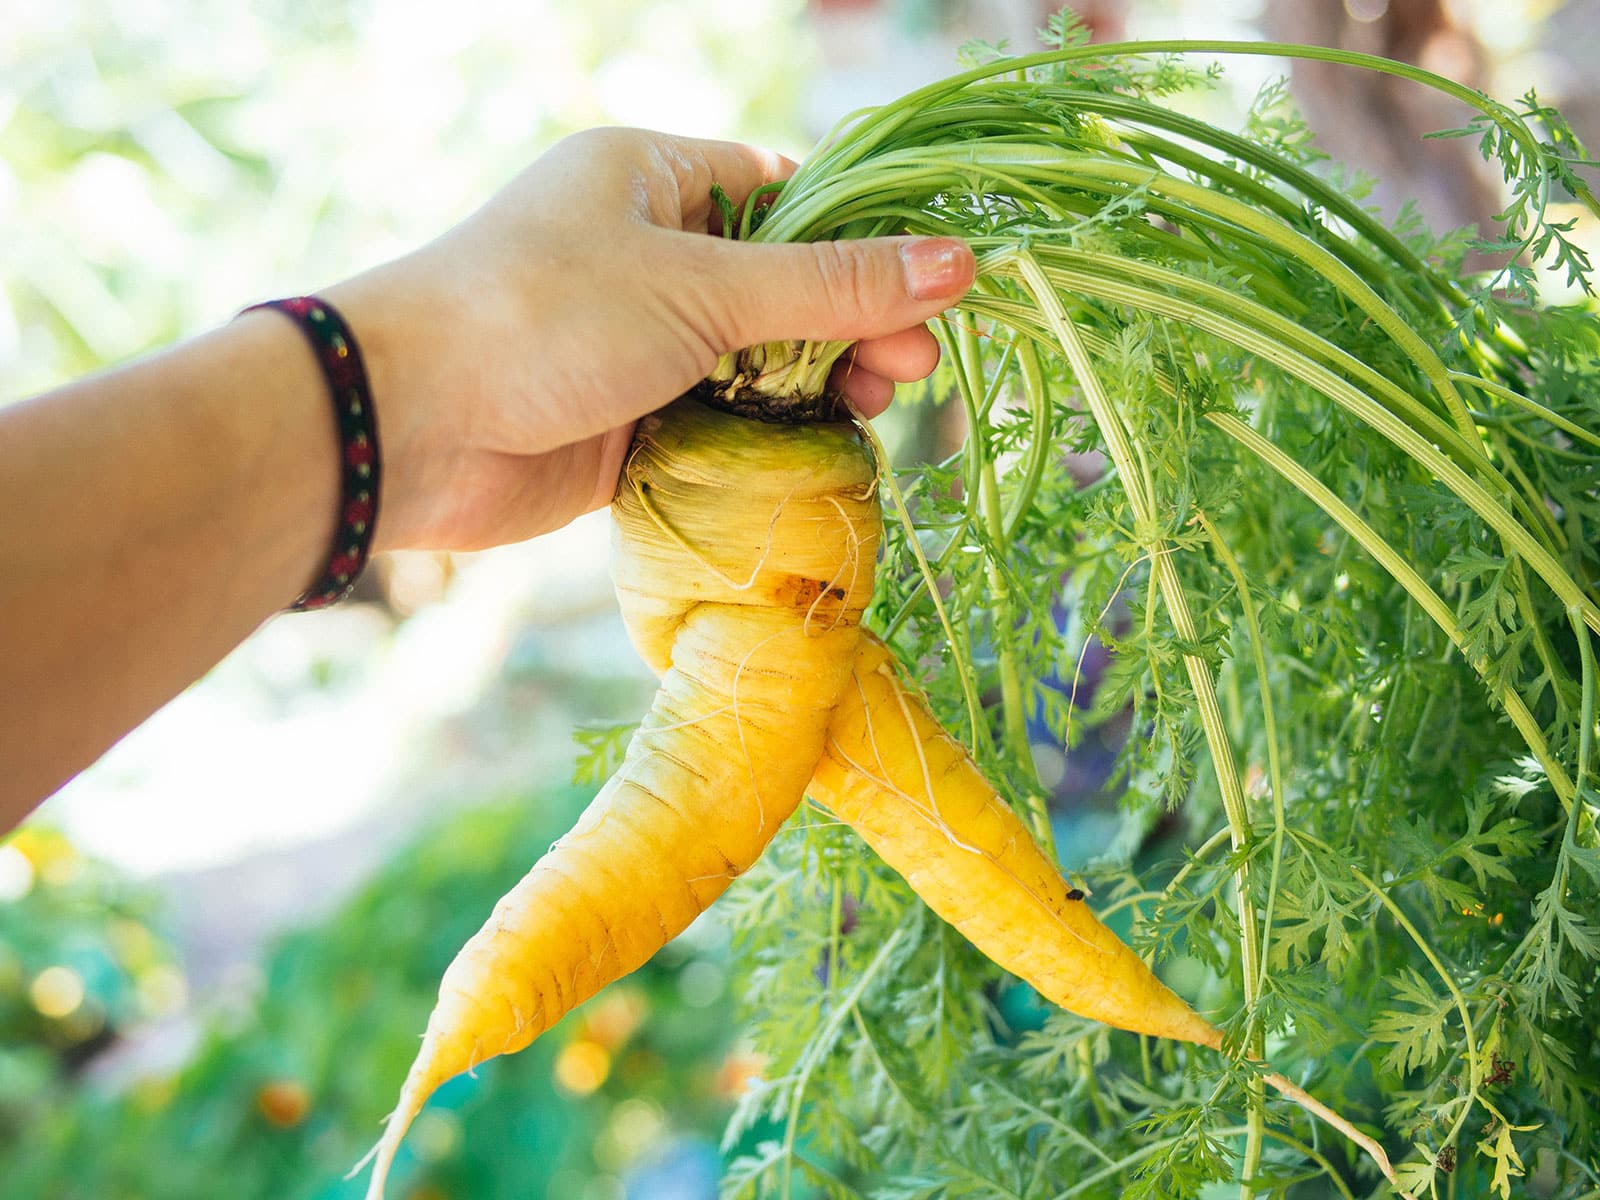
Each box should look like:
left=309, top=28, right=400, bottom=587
left=362, top=399, right=1406, bottom=1198
left=357, top=401, right=881, bottom=1198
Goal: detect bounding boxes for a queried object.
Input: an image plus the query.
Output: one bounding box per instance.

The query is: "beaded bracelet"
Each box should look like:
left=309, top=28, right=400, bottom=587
left=244, top=296, right=381, bottom=611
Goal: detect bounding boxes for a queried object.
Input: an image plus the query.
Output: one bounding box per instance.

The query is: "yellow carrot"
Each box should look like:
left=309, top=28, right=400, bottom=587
left=358, top=400, right=881, bottom=1198
left=362, top=397, right=1403, bottom=1198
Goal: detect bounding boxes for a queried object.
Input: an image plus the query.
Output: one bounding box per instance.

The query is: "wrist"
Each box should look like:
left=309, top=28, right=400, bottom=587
left=321, top=257, right=467, bottom=555
left=244, top=297, right=385, bottom=608
left=224, top=311, right=346, bottom=606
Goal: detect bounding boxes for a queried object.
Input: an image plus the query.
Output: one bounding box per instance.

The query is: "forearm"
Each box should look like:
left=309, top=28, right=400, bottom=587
left=0, top=311, right=340, bottom=823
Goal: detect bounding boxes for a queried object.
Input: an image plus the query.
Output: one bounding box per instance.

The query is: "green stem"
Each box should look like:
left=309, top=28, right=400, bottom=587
left=1003, top=338, right=1055, bottom=538
left=1033, top=308, right=1577, bottom=804
left=850, top=412, right=988, bottom=748
left=947, top=316, right=1056, bottom=853
left=779, top=927, right=906, bottom=1200
left=977, top=255, right=1600, bottom=638
left=980, top=242, right=1484, bottom=471
left=1207, top=412, right=1576, bottom=805
left=850, top=1008, right=925, bottom=1127
left=1017, top=253, right=1272, bottom=1191
left=981, top=1078, right=1117, bottom=1167
left=1574, top=606, right=1596, bottom=795
left=1045, top=86, right=1464, bottom=314
left=779, top=139, right=1482, bottom=440
left=1452, top=372, right=1600, bottom=451
left=1197, top=514, right=1290, bottom=1010
left=776, top=38, right=1588, bottom=236
left=1351, top=869, right=1483, bottom=1151
left=1165, top=827, right=1238, bottom=900
left=1195, top=522, right=1276, bottom=1200
left=1048, top=1133, right=1190, bottom=1200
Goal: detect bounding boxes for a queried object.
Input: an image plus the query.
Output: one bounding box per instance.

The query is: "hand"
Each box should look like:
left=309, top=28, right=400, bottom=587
left=0, top=127, right=975, bottom=820
left=326, top=128, right=976, bottom=553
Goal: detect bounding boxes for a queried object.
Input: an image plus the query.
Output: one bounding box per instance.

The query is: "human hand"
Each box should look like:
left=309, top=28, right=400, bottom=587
left=325, top=127, right=975, bottom=553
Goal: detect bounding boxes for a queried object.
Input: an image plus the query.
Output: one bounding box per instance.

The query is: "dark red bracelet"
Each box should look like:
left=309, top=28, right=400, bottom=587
left=244, top=296, right=381, bottom=611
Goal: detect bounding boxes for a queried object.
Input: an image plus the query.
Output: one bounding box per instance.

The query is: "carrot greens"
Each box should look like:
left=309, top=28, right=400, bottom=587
left=720, top=23, right=1599, bottom=1200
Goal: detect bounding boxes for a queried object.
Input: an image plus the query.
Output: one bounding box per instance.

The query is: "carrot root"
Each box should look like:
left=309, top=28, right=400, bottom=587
left=810, top=633, right=1222, bottom=1047
left=357, top=401, right=881, bottom=1198
left=1262, top=1071, right=1412, bottom=1199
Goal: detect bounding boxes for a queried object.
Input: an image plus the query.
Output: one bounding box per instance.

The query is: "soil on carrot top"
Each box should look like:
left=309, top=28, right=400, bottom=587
left=690, top=378, right=843, bottom=424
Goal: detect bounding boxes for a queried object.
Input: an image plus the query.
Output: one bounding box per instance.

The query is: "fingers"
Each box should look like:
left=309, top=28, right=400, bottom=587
left=529, top=129, right=798, bottom=232
left=584, top=423, right=638, bottom=515
left=851, top=325, right=942, bottom=382
left=831, top=326, right=943, bottom=417
left=652, top=134, right=800, bottom=233
left=691, top=234, right=975, bottom=349
left=831, top=364, right=897, bottom=418
left=680, top=136, right=799, bottom=206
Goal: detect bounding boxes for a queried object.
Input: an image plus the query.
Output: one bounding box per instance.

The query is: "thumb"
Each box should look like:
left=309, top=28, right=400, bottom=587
left=700, top=235, right=975, bottom=349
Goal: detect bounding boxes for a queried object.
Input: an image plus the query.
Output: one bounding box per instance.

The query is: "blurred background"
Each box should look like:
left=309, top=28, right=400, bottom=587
left=3, top=1, right=1596, bottom=1197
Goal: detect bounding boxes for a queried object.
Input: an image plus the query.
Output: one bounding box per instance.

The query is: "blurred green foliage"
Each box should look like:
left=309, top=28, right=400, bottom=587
left=0, top=829, right=183, bottom=1146
left=3, top=789, right=743, bottom=1199
left=0, top=0, right=811, bottom=398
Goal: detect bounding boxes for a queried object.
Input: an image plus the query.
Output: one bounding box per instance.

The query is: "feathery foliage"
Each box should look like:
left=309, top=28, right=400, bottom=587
left=718, top=24, right=1600, bottom=1199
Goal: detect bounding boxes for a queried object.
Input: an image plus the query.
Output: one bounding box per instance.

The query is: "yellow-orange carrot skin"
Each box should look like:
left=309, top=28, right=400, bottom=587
left=611, top=400, right=881, bottom=672
left=810, top=634, right=1222, bottom=1050
left=363, top=401, right=880, bottom=1199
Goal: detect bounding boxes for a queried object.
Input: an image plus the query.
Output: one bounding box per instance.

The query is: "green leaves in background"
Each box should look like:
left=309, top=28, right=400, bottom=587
left=3, top=790, right=742, bottom=1200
